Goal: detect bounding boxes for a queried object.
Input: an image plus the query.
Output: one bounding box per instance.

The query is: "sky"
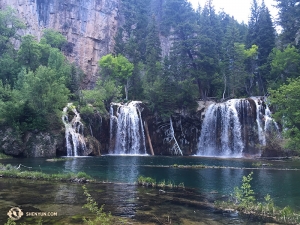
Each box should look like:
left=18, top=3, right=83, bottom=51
left=187, top=0, right=278, bottom=24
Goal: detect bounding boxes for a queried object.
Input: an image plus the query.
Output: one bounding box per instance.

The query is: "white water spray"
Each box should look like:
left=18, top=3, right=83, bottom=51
left=197, top=98, right=280, bottom=157
left=62, top=103, right=87, bottom=156
left=110, top=101, right=147, bottom=155
left=197, top=99, right=244, bottom=157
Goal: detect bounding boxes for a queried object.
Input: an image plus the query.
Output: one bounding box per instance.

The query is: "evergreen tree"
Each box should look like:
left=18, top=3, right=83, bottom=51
left=268, top=45, right=300, bottom=88
left=275, top=0, right=300, bottom=47
left=18, top=35, right=42, bottom=71
left=246, top=0, right=276, bottom=95
left=0, top=7, right=25, bottom=87
left=246, top=0, right=260, bottom=48
left=194, top=0, right=222, bottom=99
left=256, top=1, right=276, bottom=95
left=145, top=16, right=162, bottom=84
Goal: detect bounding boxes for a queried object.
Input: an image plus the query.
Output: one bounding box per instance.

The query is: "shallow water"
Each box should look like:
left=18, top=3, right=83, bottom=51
left=1, top=156, right=300, bottom=224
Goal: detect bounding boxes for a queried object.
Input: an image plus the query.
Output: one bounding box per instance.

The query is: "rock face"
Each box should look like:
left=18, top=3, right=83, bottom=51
left=0, top=128, right=24, bottom=156
left=0, top=0, right=120, bottom=88
left=0, top=128, right=64, bottom=157
left=23, top=131, right=64, bottom=157
left=145, top=101, right=214, bottom=156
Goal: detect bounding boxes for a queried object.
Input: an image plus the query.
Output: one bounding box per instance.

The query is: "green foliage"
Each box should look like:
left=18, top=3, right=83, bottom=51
left=99, top=54, right=133, bottom=81
left=137, top=175, right=185, bottom=189
left=275, top=0, right=300, bottom=47
left=268, top=45, right=300, bottom=88
left=0, top=163, right=93, bottom=181
left=269, top=77, right=300, bottom=150
left=41, top=29, right=67, bottom=49
left=234, top=172, right=256, bottom=207
left=4, top=219, right=16, bottom=225
left=217, top=172, right=300, bottom=224
left=137, top=176, right=156, bottom=185
left=0, top=152, right=12, bottom=159
left=0, top=7, right=25, bottom=54
left=18, top=35, right=42, bottom=71
left=99, top=54, right=133, bottom=100
left=82, top=185, right=113, bottom=225
left=82, top=79, right=122, bottom=114
left=0, top=25, right=77, bottom=132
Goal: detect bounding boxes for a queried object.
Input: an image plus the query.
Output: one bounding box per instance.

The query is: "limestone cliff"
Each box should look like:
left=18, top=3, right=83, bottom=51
left=1, top=0, right=119, bottom=88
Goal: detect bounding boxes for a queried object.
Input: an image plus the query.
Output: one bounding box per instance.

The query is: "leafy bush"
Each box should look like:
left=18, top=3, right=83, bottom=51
left=82, top=185, right=113, bottom=225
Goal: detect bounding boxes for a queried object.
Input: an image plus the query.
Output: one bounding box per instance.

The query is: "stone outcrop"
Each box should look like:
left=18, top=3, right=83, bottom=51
left=0, top=128, right=24, bottom=156
left=23, top=131, right=64, bottom=157
left=0, top=0, right=120, bottom=88
left=0, top=128, right=64, bottom=157
left=145, top=101, right=214, bottom=155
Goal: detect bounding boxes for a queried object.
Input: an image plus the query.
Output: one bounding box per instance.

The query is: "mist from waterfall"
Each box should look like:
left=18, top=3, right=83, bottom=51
left=197, top=98, right=280, bottom=157
left=109, top=101, right=147, bottom=155
left=62, top=103, right=87, bottom=156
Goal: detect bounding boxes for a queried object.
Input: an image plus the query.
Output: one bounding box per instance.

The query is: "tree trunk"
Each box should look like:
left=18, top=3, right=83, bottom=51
left=144, top=120, right=154, bottom=155
left=125, top=85, right=128, bottom=100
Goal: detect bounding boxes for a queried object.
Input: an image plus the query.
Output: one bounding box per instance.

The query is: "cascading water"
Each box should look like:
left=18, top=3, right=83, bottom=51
left=197, top=98, right=280, bottom=157
left=109, top=101, right=147, bottom=155
left=62, top=103, right=87, bottom=156
left=197, top=99, right=244, bottom=157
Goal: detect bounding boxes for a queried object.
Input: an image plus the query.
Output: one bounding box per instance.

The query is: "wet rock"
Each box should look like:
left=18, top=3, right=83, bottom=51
left=23, top=131, right=64, bottom=158
left=70, top=178, right=87, bottom=183
left=0, top=128, right=23, bottom=156
left=85, top=135, right=101, bottom=156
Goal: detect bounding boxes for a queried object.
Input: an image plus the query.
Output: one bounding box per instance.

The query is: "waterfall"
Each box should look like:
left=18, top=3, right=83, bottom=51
left=62, top=103, right=87, bottom=156
left=197, top=98, right=280, bottom=157
left=109, top=101, right=147, bottom=155
left=197, top=99, right=244, bottom=157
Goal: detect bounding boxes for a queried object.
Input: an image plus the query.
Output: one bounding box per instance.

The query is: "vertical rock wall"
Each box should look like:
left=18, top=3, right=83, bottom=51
left=0, top=0, right=120, bottom=88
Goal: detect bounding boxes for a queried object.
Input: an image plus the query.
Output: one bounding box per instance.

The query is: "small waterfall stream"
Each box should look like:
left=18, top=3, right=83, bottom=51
left=197, top=98, right=279, bottom=157
left=62, top=103, right=87, bottom=156
left=109, top=101, right=147, bottom=155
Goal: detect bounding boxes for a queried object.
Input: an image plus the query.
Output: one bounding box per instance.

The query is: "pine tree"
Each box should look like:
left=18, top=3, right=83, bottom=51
left=145, top=16, right=162, bottom=84
left=275, top=0, right=300, bottom=47
left=194, top=0, right=222, bottom=99
left=256, top=1, right=276, bottom=94
left=246, top=0, right=276, bottom=95
left=246, top=0, right=260, bottom=48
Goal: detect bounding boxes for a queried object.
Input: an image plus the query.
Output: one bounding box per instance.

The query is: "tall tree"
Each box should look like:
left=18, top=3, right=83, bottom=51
left=275, top=0, right=300, bottom=47
left=99, top=54, right=134, bottom=100
left=0, top=7, right=25, bottom=87
left=246, top=0, right=276, bottom=95
left=0, top=7, right=25, bottom=55
left=269, top=77, right=300, bottom=150
left=268, top=45, right=300, bottom=88
left=18, top=35, right=42, bottom=71
left=194, top=0, right=222, bottom=98
left=256, top=1, right=276, bottom=94
left=246, top=0, right=260, bottom=48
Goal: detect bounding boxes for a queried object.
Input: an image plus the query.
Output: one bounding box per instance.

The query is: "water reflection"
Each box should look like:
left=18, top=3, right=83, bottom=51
left=1, top=156, right=300, bottom=210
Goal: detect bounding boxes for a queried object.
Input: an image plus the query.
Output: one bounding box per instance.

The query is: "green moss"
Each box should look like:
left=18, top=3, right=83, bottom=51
left=0, top=153, right=12, bottom=159
left=0, top=163, right=93, bottom=182
left=46, top=158, right=73, bottom=162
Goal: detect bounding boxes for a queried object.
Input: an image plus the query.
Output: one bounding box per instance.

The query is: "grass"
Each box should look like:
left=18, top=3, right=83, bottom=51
left=137, top=175, right=184, bottom=189
left=171, top=164, right=206, bottom=168
left=0, top=152, right=12, bottom=159
left=46, top=157, right=74, bottom=162
left=215, top=172, right=300, bottom=225
left=0, top=163, right=93, bottom=182
left=252, top=162, right=273, bottom=167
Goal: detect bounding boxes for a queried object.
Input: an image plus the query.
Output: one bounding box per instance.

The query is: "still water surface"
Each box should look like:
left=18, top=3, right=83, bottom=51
left=1, top=156, right=300, bottom=224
